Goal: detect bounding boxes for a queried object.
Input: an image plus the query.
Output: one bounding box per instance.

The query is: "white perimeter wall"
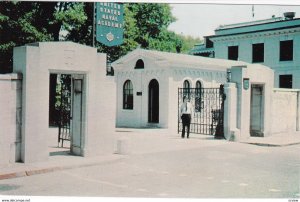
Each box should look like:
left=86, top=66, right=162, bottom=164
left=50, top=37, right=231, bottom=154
left=271, top=89, right=300, bottom=134
left=224, top=64, right=300, bottom=140
left=0, top=74, right=22, bottom=165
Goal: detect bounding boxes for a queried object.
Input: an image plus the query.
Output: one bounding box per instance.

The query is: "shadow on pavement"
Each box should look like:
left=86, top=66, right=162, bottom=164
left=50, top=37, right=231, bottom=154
left=49, top=150, right=72, bottom=156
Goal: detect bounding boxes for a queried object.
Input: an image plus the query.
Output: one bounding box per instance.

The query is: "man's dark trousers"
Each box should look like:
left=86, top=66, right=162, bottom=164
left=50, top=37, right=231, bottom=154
left=181, top=114, right=191, bottom=138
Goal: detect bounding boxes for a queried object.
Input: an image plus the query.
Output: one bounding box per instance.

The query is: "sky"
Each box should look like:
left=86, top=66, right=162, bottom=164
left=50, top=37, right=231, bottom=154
left=168, top=3, right=300, bottom=38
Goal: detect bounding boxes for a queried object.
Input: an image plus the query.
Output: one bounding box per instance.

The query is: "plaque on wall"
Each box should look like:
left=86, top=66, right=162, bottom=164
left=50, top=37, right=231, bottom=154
left=243, top=78, right=250, bottom=90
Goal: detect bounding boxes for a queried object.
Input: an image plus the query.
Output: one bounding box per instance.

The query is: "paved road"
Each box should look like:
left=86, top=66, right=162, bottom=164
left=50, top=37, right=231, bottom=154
left=0, top=136, right=299, bottom=198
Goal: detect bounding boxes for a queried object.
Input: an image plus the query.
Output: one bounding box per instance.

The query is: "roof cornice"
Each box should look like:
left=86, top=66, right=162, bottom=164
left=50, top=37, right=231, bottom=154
left=210, top=26, right=300, bottom=42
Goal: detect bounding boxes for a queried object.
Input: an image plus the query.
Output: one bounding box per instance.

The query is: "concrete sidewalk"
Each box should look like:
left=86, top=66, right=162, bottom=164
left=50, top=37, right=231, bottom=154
left=240, top=132, right=300, bottom=147
left=0, top=152, right=123, bottom=180
left=1, top=128, right=300, bottom=181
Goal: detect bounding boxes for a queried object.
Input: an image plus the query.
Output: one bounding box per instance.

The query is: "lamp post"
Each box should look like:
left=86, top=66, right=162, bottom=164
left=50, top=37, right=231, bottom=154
left=226, top=69, right=232, bottom=82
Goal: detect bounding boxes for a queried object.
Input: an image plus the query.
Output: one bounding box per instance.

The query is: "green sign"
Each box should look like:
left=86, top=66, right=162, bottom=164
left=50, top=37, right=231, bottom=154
left=96, top=2, right=124, bottom=47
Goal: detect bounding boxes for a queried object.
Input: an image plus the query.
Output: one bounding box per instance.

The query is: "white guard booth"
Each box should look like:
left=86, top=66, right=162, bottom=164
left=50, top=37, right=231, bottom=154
left=112, top=48, right=247, bottom=134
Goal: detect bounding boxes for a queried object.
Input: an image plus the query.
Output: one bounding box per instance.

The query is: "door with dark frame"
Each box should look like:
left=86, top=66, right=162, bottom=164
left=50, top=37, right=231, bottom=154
left=250, top=84, right=264, bottom=137
left=148, top=79, right=159, bottom=123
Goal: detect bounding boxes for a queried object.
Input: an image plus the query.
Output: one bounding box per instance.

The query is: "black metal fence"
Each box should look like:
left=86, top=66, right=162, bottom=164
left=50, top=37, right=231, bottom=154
left=178, top=85, right=225, bottom=138
left=58, top=74, right=71, bottom=147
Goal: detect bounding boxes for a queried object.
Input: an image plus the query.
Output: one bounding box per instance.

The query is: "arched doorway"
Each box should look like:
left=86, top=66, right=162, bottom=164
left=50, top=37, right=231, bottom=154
left=148, top=79, right=159, bottom=123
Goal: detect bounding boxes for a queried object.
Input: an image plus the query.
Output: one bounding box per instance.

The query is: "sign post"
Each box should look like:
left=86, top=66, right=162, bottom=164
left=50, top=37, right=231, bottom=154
left=95, top=2, right=124, bottom=47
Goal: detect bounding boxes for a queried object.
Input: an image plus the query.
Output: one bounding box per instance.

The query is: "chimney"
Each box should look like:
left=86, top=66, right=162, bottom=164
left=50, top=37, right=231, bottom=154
left=284, top=12, right=295, bottom=20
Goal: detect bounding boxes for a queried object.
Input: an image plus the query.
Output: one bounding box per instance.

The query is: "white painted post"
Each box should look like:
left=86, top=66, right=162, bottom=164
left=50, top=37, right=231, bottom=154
left=223, top=82, right=239, bottom=141
left=115, top=138, right=129, bottom=155
left=223, top=83, right=231, bottom=140
left=297, top=90, right=300, bottom=131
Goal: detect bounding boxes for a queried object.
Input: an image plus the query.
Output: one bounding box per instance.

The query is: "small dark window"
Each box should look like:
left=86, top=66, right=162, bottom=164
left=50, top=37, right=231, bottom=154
left=228, top=46, right=238, bottom=60
left=279, top=75, right=293, bottom=88
left=135, top=59, right=144, bottom=69
left=205, top=38, right=214, bottom=48
left=252, top=43, right=264, bottom=63
left=280, top=40, right=293, bottom=61
left=123, top=80, right=133, bottom=109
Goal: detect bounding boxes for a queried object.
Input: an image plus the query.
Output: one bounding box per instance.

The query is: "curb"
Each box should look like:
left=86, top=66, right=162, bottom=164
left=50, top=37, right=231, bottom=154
left=0, top=172, right=27, bottom=180
left=25, top=167, right=62, bottom=176
left=0, top=156, right=124, bottom=181
left=0, top=167, right=62, bottom=180
left=241, top=141, right=300, bottom=147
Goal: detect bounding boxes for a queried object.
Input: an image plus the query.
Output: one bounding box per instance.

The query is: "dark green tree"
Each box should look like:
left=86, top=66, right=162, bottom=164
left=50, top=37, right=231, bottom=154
left=63, top=2, right=92, bottom=45
left=178, top=35, right=203, bottom=54
left=0, top=1, right=87, bottom=73
left=1, top=2, right=51, bottom=72
left=1, top=2, right=201, bottom=72
left=127, top=3, right=176, bottom=48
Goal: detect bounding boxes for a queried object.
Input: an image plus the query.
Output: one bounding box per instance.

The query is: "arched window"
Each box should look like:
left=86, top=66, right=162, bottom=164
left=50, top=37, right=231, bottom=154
left=183, top=80, right=190, bottom=98
left=195, top=81, right=202, bottom=112
left=123, top=80, right=133, bottom=109
left=196, top=81, right=202, bottom=96
left=135, top=59, right=144, bottom=69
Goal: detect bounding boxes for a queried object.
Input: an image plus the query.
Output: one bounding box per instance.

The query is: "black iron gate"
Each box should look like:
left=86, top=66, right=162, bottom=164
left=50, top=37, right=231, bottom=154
left=178, top=85, right=225, bottom=138
left=57, top=74, right=71, bottom=147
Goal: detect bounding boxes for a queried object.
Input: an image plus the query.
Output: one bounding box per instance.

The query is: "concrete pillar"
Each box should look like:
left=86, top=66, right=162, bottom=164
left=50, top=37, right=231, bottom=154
left=0, top=75, right=12, bottom=166
left=168, top=74, right=180, bottom=135
left=224, top=83, right=240, bottom=141
left=10, top=75, right=22, bottom=163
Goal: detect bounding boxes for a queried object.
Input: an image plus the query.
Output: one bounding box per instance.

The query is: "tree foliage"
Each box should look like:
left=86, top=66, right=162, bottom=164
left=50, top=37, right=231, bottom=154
left=179, top=35, right=203, bottom=54
left=0, top=1, right=89, bottom=73
left=127, top=3, right=175, bottom=48
left=0, top=2, right=202, bottom=73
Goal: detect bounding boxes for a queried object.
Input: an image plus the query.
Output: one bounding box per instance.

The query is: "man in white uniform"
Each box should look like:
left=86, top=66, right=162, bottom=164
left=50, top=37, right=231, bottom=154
left=180, top=96, right=193, bottom=138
